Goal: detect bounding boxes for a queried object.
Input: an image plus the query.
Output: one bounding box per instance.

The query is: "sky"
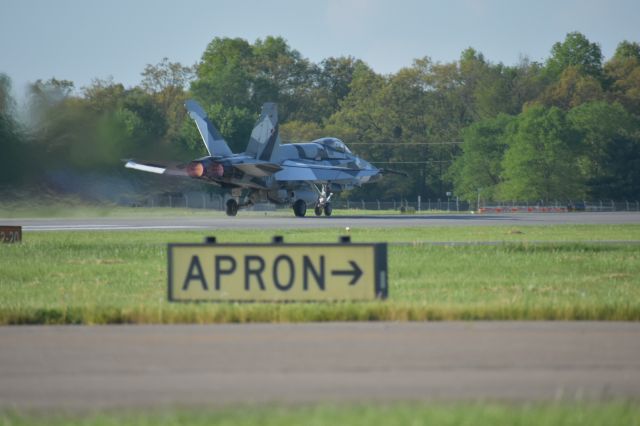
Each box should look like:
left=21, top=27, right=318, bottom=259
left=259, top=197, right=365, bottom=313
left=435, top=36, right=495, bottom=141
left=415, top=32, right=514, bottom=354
left=1, top=0, right=639, bottom=102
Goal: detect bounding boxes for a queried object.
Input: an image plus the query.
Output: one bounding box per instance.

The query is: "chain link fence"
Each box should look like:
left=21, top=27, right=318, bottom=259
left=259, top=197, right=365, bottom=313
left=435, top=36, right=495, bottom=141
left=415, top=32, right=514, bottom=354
left=127, top=192, right=640, bottom=213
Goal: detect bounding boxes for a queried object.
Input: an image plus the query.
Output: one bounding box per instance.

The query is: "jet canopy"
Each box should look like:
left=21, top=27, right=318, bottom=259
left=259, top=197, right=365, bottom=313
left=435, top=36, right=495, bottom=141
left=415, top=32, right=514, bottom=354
left=313, top=138, right=352, bottom=154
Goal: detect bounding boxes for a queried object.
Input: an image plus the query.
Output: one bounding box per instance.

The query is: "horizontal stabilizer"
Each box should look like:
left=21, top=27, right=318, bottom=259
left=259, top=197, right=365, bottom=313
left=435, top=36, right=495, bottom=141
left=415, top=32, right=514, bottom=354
left=124, top=160, right=189, bottom=177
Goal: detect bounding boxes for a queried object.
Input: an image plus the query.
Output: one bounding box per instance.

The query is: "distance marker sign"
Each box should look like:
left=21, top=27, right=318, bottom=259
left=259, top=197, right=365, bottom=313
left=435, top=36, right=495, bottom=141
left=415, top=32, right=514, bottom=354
left=0, top=226, right=21, bottom=243
left=168, top=242, right=387, bottom=302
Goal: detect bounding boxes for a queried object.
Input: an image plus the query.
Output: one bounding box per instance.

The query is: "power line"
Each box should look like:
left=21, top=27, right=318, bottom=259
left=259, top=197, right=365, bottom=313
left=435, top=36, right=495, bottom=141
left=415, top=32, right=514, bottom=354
left=349, top=142, right=463, bottom=145
left=372, top=160, right=454, bottom=164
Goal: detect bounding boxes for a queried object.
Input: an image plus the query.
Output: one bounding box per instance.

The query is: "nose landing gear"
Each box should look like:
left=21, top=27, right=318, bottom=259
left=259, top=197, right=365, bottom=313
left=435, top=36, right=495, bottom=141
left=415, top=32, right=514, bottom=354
left=323, top=202, right=332, bottom=217
left=313, top=184, right=333, bottom=217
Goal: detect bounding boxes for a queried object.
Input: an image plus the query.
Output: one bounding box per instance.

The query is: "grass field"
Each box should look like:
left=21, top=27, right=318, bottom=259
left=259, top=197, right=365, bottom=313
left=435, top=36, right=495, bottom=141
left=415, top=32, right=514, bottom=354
left=2, top=402, right=639, bottom=426
left=1, top=225, right=639, bottom=324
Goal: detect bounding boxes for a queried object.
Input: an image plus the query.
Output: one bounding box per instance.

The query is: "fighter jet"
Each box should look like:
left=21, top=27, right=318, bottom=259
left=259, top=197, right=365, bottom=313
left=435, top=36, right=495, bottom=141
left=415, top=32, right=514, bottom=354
left=125, top=100, right=384, bottom=217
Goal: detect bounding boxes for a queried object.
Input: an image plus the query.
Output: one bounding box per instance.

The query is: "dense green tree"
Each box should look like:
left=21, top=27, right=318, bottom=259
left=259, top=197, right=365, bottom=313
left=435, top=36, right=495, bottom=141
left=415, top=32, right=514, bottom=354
left=384, top=65, right=433, bottom=198
left=612, top=41, right=640, bottom=62
left=119, top=89, right=167, bottom=151
left=280, top=120, right=324, bottom=142
left=140, top=58, right=194, bottom=142
left=318, top=57, right=365, bottom=109
left=141, top=57, right=194, bottom=94
left=289, top=56, right=366, bottom=123
left=457, top=49, right=545, bottom=119
left=250, top=36, right=313, bottom=119
left=499, top=106, right=585, bottom=201
left=568, top=101, right=640, bottom=199
left=450, top=114, right=515, bottom=201
left=456, top=48, right=489, bottom=120
left=82, top=78, right=126, bottom=113
left=508, top=57, right=547, bottom=111
left=326, top=66, right=414, bottom=199
left=537, top=66, right=604, bottom=109
left=604, top=41, right=640, bottom=115
left=191, top=37, right=254, bottom=109
left=326, top=65, right=388, bottom=143
left=545, top=31, right=604, bottom=81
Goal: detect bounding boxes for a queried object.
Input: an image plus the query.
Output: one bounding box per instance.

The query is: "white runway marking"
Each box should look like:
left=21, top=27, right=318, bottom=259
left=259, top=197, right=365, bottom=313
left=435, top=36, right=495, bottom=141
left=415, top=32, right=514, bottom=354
left=2, top=211, right=639, bottom=232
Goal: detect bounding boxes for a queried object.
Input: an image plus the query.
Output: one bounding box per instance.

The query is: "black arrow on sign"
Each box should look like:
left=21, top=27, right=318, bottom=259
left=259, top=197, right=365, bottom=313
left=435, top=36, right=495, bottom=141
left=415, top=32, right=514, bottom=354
left=331, top=261, right=363, bottom=285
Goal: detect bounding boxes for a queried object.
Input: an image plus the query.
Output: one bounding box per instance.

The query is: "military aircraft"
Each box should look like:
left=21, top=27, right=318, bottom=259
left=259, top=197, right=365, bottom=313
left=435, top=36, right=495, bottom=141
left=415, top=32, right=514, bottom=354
left=125, top=100, right=386, bottom=217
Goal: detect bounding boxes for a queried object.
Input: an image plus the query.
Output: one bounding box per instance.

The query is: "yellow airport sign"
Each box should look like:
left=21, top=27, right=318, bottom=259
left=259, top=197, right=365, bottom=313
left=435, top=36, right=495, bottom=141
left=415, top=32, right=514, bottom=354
left=168, top=241, right=387, bottom=302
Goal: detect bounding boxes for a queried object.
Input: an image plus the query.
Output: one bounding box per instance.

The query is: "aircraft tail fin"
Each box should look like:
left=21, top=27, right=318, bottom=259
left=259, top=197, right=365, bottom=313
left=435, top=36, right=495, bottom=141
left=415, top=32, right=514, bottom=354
left=185, top=100, right=233, bottom=157
left=245, top=102, right=280, bottom=162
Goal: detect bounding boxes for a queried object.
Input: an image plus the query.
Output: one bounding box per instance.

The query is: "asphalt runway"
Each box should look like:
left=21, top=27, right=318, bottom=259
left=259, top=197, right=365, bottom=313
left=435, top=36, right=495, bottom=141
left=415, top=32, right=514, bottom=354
left=1, top=322, right=639, bottom=409
left=3, top=211, right=639, bottom=231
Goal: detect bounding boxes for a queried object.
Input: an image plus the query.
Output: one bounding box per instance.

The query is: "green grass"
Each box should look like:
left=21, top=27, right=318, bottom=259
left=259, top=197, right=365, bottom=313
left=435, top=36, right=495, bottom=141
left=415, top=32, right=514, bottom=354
left=1, top=225, right=639, bottom=324
left=2, top=402, right=639, bottom=426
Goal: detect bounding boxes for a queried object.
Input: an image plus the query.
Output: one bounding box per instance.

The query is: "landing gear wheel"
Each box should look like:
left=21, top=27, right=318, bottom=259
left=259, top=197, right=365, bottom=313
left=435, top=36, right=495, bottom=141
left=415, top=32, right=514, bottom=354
left=314, top=205, right=323, bottom=216
left=323, top=202, right=332, bottom=217
left=225, top=199, right=239, bottom=216
left=293, top=200, right=307, bottom=217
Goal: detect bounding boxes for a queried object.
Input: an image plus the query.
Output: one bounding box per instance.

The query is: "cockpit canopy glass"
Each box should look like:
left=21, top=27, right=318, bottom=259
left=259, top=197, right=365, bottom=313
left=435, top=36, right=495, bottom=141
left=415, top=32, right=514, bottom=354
left=313, top=137, right=352, bottom=154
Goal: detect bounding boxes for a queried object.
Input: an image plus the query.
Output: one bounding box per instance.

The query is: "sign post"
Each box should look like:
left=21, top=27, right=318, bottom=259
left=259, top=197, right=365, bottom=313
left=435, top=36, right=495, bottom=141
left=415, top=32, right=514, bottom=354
left=0, top=226, right=22, bottom=243
left=168, top=239, right=387, bottom=302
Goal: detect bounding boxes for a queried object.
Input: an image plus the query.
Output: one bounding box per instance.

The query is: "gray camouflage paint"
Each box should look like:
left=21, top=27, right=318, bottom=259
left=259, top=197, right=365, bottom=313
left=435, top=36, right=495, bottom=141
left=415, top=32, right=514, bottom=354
left=126, top=100, right=382, bottom=211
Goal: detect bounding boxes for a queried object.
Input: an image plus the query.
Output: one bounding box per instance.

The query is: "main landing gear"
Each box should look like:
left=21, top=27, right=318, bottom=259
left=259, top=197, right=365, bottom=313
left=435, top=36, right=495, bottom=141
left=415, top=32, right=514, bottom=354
left=226, top=199, right=239, bottom=216
left=293, top=199, right=307, bottom=217
left=225, top=193, right=255, bottom=216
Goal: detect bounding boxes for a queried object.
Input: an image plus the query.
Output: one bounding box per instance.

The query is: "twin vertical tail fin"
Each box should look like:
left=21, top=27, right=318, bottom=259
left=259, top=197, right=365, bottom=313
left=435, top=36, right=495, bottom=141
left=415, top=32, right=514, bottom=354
left=185, top=100, right=233, bottom=157
left=185, top=99, right=281, bottom=162
left=245, top=102, right=280, bottom=162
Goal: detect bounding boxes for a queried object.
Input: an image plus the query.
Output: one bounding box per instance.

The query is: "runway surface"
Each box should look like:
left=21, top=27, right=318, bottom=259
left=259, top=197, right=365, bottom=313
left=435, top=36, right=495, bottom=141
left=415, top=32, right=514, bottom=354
left=1, top=322, right=639, bottom=409
left=2, top=211, right=639, bottom=231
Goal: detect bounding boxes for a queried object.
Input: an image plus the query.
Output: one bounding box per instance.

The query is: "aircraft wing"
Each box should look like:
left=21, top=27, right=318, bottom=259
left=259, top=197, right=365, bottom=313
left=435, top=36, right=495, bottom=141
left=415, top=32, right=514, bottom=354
left=124, top=160, right=190, bottom=177
left=274, top=161, right=378, bottom=183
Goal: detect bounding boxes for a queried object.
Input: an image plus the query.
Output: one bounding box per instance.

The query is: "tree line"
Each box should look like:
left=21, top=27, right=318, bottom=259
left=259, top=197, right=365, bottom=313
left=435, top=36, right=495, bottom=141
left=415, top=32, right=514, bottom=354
left=1, top=32, right=639, bottom=203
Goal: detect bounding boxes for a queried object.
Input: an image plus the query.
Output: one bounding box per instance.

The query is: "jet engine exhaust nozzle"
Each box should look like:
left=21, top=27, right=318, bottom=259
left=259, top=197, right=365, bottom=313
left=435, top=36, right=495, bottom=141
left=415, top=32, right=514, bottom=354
left=187, top=161, right=205, bottom=178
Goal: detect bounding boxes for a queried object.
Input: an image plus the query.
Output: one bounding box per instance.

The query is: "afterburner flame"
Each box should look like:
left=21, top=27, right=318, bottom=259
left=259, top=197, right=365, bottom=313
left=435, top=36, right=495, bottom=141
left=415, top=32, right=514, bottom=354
left=187, top=162, right=204, bottom=178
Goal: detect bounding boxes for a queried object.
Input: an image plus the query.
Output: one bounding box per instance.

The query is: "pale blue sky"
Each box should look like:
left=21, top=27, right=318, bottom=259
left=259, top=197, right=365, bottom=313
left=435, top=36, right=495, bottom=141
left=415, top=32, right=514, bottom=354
left=1, top=0, right=638, bottom=101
